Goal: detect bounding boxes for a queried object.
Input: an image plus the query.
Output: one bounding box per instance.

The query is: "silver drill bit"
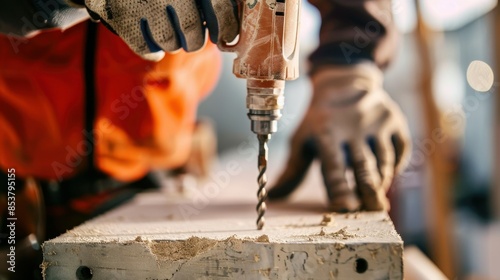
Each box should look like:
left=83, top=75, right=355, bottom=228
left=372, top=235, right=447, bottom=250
left=256, top=134, right=270, bottom=230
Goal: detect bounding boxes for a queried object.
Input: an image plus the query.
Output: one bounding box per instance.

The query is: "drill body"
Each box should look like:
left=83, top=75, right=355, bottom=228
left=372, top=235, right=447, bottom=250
left=220, top=0, right=301, bottom=135
left=219, top=0, right=301, bottom=229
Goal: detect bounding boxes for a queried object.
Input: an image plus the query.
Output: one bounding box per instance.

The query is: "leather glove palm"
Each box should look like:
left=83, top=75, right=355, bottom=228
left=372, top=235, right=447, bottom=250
left=82, top=0, right=239, bottom=60
left=269, top=63, right=411, bottom=211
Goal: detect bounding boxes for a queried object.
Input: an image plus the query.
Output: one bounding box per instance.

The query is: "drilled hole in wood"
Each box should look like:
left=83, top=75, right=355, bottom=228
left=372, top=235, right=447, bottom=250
left=355, top=258, right=368, bottom=273
left=76, top=266, right=93, bottom=280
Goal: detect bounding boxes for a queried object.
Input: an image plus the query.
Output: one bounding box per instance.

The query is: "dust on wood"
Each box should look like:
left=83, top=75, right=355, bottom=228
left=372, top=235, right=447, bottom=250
left=327, top=227, right=357, bottom=239
left=256, top=234, right=269, bottom=243
left=40, top=261, right=51, bottom=278
left=146, top=234, right=273, bottom=262
left=148, top=237, right=218, bottom=261
left=320, top=213, right=334, bottom=226
left=135, top=236, right=144, bottom=242
left=312, top=226, right=359, bottom=240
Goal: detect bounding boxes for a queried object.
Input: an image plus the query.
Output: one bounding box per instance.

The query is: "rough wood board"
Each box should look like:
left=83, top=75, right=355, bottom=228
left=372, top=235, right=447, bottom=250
left=43, top=201, right=402, bottom=279
left=42, top=148, right=403, bottom=279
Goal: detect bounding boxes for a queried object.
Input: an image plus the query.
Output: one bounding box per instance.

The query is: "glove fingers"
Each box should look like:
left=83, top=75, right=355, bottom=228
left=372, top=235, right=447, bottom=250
left=392, top=130, right=412, bottom=173
left=138, top=18, right=167, bottom=60
left=198, top=0, right=239, bottom=44
left=319, top=141, right=361, bottom=212
left=348, top=141, right=388, bottom=211
left=372, top=136, right=396, bottom=192
left=163, top=1, right=205, bottom=52
left=138, top=1, right=205, bottom=54
left=268, top=138, right=315, bottom=200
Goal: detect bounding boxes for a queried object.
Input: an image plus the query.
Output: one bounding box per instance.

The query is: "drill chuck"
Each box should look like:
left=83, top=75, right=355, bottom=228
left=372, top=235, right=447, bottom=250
left=248, top=110, right=281, bottom=135
left=246, top=80, right=285, bottom=135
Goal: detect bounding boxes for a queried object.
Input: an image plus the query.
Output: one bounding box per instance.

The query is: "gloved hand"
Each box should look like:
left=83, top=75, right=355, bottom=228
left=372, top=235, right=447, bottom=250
left=268, top=63, right=411, bottom=211
left=79, top=0, right=239, bottom=60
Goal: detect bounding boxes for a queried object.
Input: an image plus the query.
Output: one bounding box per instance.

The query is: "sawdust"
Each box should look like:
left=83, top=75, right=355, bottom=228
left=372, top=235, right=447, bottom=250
left=317, top=227, right=357, bottom=240
left=224, top=234, right=270, bottom=250
left=135, top=236, right=144, bottom=242
left=344, top=212, right=361, bottom=219
left=328, top=227, right=357, bottom=239
left=148, top=237, right=218, bottom=261
left=40, top=261, right=52, bottom=278
left=256, top=234, right=270, bottom=243
left=334, top=243, right=346, bottom=250
left=225, top=235, right=244, bottom=251
left=320, top=213, right=334, bottom=226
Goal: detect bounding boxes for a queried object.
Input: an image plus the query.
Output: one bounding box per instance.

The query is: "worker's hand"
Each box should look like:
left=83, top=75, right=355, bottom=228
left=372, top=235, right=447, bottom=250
left=269, top=63, right=411, bottom=212
left=82, top=0, right=239, bottom=60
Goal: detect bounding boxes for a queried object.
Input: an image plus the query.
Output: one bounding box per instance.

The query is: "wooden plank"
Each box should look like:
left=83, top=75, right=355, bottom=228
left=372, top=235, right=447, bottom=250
left=414, top=1, right=456, bottom=277
left=43, top=204, right=402, bottom=279
left=404, top=246, right=448, bottom=280
left=42, top=148, right=403, bottom=279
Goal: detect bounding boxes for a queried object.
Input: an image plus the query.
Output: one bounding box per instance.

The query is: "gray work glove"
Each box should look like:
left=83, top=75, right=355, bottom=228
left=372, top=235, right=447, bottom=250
left=80, top=0, right=239, bottom=60
left=269, top=63, right=411, bottom=211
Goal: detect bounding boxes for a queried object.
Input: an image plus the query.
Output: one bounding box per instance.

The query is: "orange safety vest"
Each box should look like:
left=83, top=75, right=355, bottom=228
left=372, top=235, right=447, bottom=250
left=0, top=21, right=221, bottom=182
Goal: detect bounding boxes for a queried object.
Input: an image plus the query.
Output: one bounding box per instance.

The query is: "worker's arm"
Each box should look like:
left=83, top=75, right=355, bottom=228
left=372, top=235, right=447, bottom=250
left=269, top=0, right=411, bottom=211
left=0, top=0, right=88, bottom=37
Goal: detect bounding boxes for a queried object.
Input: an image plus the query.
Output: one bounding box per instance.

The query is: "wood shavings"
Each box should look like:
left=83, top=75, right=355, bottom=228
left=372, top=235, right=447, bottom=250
left=320, top=213, right=333, bottom=226
left=328, top=227, right=357, bottom=239
left=256, top=234, right=269, bottom=243
left=148, top=237, right=218, bottom=261
left=316, top=227, right=358, bottom=240
left=334, top=243, right=346, bottom=250
left=40, top=261, right=52, bottom=279
left=135, top=236, right=144, bottom=242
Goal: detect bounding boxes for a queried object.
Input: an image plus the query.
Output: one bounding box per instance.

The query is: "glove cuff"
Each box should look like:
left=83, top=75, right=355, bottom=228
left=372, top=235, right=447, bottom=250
left=311, top=62, right=383, bottom=90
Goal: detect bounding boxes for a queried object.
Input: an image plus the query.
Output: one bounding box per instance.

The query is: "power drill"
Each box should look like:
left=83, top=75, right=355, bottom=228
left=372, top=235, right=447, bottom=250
left=219, top=0, right=301, bottom=230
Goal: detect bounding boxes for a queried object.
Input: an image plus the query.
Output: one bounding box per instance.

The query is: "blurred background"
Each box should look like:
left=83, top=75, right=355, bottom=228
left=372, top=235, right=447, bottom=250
left=197, top=0, right=500, bottom=278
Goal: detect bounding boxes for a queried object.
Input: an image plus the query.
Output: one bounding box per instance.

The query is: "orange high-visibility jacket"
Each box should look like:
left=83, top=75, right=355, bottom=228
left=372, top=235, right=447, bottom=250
left=0, top=21, right=221, bottom=182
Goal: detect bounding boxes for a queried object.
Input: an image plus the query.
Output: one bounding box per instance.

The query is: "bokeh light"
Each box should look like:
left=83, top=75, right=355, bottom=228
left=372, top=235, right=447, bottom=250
left=466, top=60, right=494, bottom=92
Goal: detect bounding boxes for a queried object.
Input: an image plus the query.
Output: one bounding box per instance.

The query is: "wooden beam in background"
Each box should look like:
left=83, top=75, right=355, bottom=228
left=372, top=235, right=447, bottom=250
left=414, top=1, right=456, bottom=278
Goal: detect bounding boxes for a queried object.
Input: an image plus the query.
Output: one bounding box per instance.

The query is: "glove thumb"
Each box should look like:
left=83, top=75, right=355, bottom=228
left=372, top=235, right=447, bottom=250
left=268, top=136, right=316, bottom=200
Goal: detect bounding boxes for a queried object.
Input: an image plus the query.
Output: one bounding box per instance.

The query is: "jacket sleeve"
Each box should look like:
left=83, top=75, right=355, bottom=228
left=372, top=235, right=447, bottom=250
left=308, top=0, right=398, bottom=72
left=0, top=0, right=88, bottom=37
